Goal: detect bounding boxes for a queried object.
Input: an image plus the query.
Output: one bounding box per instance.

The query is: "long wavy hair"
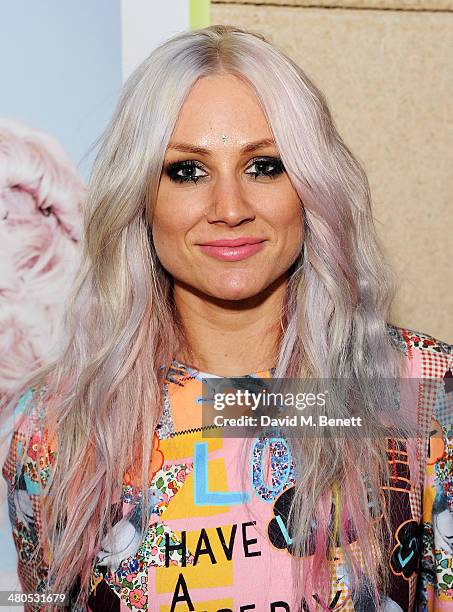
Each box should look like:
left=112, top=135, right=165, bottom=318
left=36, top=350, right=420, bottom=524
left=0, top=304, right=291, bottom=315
left=1, top=24, right=414, bottom=610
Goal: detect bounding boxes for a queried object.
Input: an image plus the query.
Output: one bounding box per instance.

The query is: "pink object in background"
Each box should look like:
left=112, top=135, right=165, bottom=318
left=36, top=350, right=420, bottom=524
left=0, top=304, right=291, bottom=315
left=0, top=118, right=85, bottom=401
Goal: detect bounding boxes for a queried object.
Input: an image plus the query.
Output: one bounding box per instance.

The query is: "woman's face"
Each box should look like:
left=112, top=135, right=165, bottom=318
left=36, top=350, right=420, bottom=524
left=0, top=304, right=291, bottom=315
left=152, top=73, right=303, bottom=301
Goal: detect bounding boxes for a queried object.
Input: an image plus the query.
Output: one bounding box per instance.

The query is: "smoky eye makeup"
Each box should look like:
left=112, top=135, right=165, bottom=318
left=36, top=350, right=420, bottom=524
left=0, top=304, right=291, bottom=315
left=245, top=157, right=285, bottom=179
left=164, top=159, right=206, bottom=184
left=164, top=156, right=286, bottom=185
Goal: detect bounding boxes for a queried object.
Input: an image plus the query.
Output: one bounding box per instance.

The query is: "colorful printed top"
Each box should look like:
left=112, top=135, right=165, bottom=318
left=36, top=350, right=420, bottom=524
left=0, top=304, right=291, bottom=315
left=2, top=325, right=453, bottom=612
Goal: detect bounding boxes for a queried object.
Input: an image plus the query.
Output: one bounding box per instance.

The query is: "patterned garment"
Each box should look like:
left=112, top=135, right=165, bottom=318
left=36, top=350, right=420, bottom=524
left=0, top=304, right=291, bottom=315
left=2, top=325, right=453, bottom=612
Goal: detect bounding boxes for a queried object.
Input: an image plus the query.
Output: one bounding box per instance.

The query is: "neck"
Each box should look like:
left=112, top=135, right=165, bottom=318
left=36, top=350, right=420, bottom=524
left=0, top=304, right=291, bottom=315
left=173, top=274, right=287, bottom=377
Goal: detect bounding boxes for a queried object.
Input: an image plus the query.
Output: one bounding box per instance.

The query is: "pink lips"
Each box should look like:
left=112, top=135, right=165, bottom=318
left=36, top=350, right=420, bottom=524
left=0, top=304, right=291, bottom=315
left=198, top=237, right=266, bottom=262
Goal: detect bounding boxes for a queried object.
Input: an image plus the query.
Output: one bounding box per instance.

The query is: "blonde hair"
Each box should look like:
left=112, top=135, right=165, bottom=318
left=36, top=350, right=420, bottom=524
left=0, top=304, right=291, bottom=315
left=1, top=25, right=411, bottom=610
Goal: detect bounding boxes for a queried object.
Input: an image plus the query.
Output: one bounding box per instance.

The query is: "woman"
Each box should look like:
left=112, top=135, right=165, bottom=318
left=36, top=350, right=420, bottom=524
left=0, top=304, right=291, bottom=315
left=1, top=24, right=452, bottom=612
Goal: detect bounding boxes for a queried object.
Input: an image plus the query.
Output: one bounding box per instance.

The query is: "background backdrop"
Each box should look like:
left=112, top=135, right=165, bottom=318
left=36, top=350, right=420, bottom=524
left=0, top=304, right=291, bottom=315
left=0, top=0, right=451, bottom=604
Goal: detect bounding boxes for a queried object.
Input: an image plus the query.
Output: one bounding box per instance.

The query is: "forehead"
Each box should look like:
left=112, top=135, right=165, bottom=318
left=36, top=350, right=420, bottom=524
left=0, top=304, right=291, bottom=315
left=170, top=73, right=273, bottom=146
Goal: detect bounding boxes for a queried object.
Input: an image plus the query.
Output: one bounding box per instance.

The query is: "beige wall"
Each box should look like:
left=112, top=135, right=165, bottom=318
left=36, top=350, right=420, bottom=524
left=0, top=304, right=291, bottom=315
left=214, top=0, right=453, bottom=10
left=211, top=0, right=453, bottom=343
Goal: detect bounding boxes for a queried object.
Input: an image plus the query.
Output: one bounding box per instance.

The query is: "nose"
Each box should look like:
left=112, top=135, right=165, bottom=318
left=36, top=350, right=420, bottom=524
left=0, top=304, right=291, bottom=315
left=205, top=173, right=256, bottom=226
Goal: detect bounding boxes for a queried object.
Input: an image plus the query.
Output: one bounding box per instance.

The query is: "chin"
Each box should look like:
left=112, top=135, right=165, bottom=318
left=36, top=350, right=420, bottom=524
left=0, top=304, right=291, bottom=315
left=209, top=290, right=258, bottom=302
left=205, top=283, right=263, bottom=302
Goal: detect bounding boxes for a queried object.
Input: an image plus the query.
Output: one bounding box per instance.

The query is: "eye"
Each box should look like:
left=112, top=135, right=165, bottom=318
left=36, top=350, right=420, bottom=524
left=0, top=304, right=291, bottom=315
left=245, top=157, right=285, bottom=180
left=164, top=156, right=285, bottom=185
left=165, top=160, right=207, bottom=184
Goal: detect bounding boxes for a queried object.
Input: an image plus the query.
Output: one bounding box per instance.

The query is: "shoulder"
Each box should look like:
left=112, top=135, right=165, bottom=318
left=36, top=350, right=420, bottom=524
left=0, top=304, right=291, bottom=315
left=2, top=385, right=55, bottom=494
left=387, top=325, right=453, bottom=441
left=386, top=323, right=453, bottom=374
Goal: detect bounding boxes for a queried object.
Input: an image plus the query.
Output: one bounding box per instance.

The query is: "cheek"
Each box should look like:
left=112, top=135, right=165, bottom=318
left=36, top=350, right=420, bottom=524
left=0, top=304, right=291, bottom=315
left=280, top=194, right=303, bottom=224
left=151, top=204, right=196, bottom=271
left=151, top=206, right=172, bottom=258
left=269, top=196, right=304, bottom=248
left=285, top=223, right=304, bottom=266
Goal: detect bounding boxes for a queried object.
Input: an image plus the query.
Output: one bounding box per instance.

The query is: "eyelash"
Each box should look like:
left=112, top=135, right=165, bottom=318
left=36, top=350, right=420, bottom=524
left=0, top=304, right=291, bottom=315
left=164, top=157, right=285, bottom=185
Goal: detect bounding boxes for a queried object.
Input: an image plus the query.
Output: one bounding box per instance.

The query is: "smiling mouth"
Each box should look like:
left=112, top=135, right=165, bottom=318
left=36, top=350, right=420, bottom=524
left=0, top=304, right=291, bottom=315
left=199, top=237, right=266, bottom=247
left=197, top=239, right=266, bottom=262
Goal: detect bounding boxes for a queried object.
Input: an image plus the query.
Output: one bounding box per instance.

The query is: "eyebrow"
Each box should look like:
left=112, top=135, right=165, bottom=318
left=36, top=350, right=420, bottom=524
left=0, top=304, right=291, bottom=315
left=166, top=138, right=277, bottom=155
